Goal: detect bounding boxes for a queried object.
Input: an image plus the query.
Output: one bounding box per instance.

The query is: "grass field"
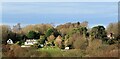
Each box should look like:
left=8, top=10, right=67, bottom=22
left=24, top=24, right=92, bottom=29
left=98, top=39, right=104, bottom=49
left=37, top=46, right=85, bottom=57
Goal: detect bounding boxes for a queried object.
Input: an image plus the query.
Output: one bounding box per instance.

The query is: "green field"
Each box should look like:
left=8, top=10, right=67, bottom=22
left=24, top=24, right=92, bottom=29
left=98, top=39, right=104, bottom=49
left=37, top=47, right=85, bottom=57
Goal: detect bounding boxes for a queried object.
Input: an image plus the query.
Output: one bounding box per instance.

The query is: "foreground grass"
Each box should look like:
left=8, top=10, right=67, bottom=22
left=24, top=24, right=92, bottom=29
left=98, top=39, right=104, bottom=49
left=37, top=43, right=119, bottom=57
left=37, top=47, right=85, bottom=57
left=2, top=43, right=119, bottom=57
left=37, top=47, right=63, bottom=57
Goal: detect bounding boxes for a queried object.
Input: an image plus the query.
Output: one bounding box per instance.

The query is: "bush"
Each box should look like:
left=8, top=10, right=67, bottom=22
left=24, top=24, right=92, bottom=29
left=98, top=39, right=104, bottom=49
left=86, top=39, right=105, bottom=57
left=47, top=35, right=55, bottom=42
left=73, top=34, right=88, bottom=49
left=45, top=28, right=54, bottom=37
left=38, top=35, right=46, bottom=44
left=2, top=44, right=10, bottom=53
left=65, top=33, right=88, bottom=49
left=31, top=43, right=39, bottom=48
left=107, top=39, right=115, bottom=45
left=90, top=25, right=107, bottom=39
left=8, top=44, right=51, bottom=57
left=102, top=37, right=116, bottom=45
left=54, top=35, right=62, bottom=48
left=101, top=37, right=108, bottom=44
left=27, top=31, right=39, bottom=39
left=86, top=43, right=118, bottom=57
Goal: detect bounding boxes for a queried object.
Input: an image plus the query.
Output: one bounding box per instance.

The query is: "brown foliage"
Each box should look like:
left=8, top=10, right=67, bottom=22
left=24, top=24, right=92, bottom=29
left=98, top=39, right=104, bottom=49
left=47, top=35, right=55, bottom=42
left=80, top=21, right=88, bottom=27
left=22, top=24, right=53, bottom=34
left=54, top=35, right=62, bottom=48
left=86, top=39, right=118, bottom=57
left=107, top=22, right=119, bottom=37
left=2, top=44, right=51, bottom=57
left=56, top=22, right=81, bottom=36
left=71, top=33, right=88, bottom=49
left=1, top=25, right=11, bottom=44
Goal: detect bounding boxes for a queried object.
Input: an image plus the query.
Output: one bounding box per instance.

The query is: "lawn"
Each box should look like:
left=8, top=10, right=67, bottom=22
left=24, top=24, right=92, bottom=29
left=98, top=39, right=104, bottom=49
left=37, top=47, right=63, bottom=57
left=37, top=46, right=85, bottom=57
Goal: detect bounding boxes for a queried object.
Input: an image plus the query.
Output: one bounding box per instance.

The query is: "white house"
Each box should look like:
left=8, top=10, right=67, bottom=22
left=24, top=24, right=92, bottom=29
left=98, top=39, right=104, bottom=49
left=65, top=47, right=69, bottom=50
left=24, top=39, right=37, bottom=45
left=107, top=33, right=115, bottom=39
left=7, top=39, right=13, bottom=44
left=21, top=39, right=37, bottom=47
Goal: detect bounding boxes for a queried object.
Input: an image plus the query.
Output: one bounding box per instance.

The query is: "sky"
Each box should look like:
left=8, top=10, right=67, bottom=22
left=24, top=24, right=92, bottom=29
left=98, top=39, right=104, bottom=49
left=2, top=2, right=118, bottom=28
left=1, top=0, right=120, bottom=2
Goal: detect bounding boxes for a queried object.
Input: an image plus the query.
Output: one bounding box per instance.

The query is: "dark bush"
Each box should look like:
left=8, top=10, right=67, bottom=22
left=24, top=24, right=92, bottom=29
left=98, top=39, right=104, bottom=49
left=107, top=39, right=115, bottom=45
left=27, top=31, right=39, bottom=39
left=38, top=35, right=46, bottom=44
left=90, top=25, right=107, bottom=39
left=45, top=28, right=54, bottom=37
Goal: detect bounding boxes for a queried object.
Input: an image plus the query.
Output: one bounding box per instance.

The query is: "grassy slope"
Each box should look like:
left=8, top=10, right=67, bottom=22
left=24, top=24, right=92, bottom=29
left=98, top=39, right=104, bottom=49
left=37, top=47, right=86, bottom=57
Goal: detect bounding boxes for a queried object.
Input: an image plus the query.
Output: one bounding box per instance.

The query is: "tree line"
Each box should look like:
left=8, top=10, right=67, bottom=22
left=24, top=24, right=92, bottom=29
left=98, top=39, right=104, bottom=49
left=0, top=21, right=119, bottom=49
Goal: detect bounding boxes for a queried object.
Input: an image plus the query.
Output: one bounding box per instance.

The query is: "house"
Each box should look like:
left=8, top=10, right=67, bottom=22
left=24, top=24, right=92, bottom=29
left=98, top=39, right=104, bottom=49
left=7, top=39, right=13, bottom=44
left=107, top=33, right=115, bottom=39
left=65, top=47, right=69, bottom=50
left=24, top=39, right=37, bottom=45
left=21, top=39, right=37, bottom=47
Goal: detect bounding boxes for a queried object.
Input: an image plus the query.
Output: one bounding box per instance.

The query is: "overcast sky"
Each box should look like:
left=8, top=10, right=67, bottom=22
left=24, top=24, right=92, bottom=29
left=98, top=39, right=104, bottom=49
left=1, top=2, right=118, bottom=28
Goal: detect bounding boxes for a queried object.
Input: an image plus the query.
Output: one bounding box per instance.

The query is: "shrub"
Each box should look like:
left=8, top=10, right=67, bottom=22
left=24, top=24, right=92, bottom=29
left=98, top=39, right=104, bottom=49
left=86, top=43, right=118, bottom=57
left=90, top=25, right=107, bottom=39
left=54, top=35, right=62, bottom=48
left=38, top=35, right=46, bottom=44
left=86, top=39, right=105, bottom=56
left=31, top=43, right=39, bottom=48
left=107, top=39, right=115, bottom=45
left=45, top=28, right=54, bottom=37
left=73, top=34, right=88, bottom=49
left=8, top=44, right=41, bottom=57
left=87, top=39, right=103, bottom=49
left=102, top=37, right=116, bottom=45
left=47, top=35, right=55, bottom=42
left=78, top=27, right=87, bottom=35
left=27, top=31, right=38, bottom=39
